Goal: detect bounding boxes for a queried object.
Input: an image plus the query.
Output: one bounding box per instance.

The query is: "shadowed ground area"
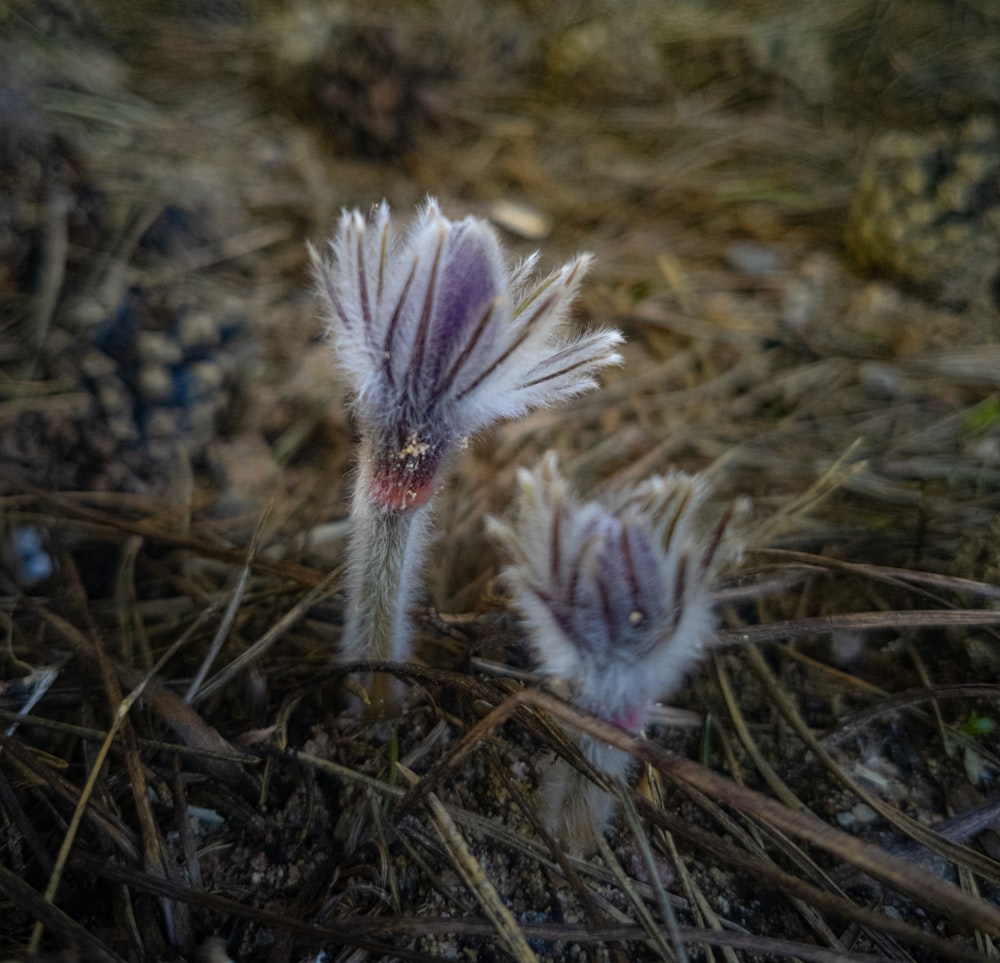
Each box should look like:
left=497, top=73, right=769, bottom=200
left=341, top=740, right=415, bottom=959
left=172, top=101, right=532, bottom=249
left=2, top=1, right=1000, bottom=961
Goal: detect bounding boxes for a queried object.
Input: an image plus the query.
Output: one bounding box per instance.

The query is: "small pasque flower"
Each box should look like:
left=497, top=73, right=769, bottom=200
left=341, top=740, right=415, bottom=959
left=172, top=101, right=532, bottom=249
left=313, top=200, right=622, bottom=707
left=488, top=453, right=745, bottom=850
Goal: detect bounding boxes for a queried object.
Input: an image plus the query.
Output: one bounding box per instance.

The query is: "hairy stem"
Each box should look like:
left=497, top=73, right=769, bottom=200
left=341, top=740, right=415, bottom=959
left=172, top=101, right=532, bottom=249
left=341, top=440, right=434, bottom=712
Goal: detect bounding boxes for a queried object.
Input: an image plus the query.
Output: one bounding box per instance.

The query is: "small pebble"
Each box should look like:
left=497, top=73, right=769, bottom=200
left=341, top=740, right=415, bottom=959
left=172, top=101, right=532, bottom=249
left=488, top=199, right=552, bottom=240
left=179, top=309, right=222, bottom=347
left=137, top=330, right=184, bottom=365
left=725, top=240, right=780, bottom=276
left=9, top=526, right=53, bottom=586
left=138, top=364, right=174, bottom=402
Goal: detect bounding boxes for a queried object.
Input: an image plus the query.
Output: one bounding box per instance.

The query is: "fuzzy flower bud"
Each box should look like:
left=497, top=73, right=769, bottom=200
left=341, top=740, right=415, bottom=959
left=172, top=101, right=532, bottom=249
left=314, top=198, right=624, bottom=512
left=312, top=200, right=623, bottom=707
left=488, top=453, right=745, bottom=849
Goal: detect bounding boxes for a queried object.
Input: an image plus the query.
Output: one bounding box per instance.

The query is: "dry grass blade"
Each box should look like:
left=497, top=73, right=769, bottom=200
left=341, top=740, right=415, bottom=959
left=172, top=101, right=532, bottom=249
left=719, top=609, right=1000, bottom=647
left=668, top=759, right=911, bottom=958
left=0, top=666, right=57, bottom=738
left=19, top=562, right=191, bottom=959
left=0, top=476, right=325, bottom=586
left=663, top=830, right=741, bottom=963
left=184, top=500, right=273, bottom=702
left=24, top=603, right=195, bottom=955
left=409, top=688, right=1000, bottom=938
left=747, top=439, right=867, bottom=547
left=708, top=657, right=887, bottom=955
left=637, top=795, right=993, bottom=963
left=69, top=849, right=931, bottom=962
left=0, top=707, right=257, bottom=765
left=190, top=566, right=340, bottom=703
left=753, top=549, right=1000, bottom=602
left=826, top=684, right=1000, bottom=742
left=56, top=849, right=936, bottom=962
left=397, top=763, right=541, bottom=963
left=713, top=652, right=807, bottom=811
left=115, top=667, right=260, bottom=802
left=113, top=536, right=149, bottom=668
left=606, top=789, right=687, bottom=962
left=72, top=855, right=473, bottom=962
left=0, top=865, right=126, bottom=963
left=0, top=764, right=54, bottom=876
left=0, top=731, right=141, bottom=862
left=742, top=645, right=1000, bottom=886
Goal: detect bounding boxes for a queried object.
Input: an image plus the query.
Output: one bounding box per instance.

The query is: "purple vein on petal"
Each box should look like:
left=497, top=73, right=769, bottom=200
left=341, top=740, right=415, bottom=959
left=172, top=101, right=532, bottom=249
left=512, top=274, right=557, bottom=320
left=597, top=569, right=619, bottom=650
left=670, top=556, right=688, bottom=634
left=383, top=257, right=420, bottom=386
left=377, top=220, right=389, bottom=302
left=619, top=526, right=642, bottom=621
left=431, top=298, right=497, bottom=407
left=567, top=537, right=585, bottom=611
left=512, top=259, right=579, bottom=320
left=518, top=353, right=603, bottom=390
left=568, top=528, right=602, bottom=612
left=409, top=229, right=446, bottom=384
left=661, top=486, right=692, bottom=552
left=512, top=286, right=561, bottom=334
left=317, top=256, right=348, bottom=331
left=454, top=288, right=560, bottom=401
left=701, top=503, right=737, bottom=574
left=550, top=500, right=563, bottom=586
left=356, top=230, right=373, bottom=331
left=525, top=581, right=558, bottom=615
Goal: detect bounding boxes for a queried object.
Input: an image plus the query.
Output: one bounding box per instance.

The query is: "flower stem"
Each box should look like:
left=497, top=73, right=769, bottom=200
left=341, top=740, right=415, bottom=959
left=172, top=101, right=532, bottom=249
left=342, top=442, right=433, bottom=714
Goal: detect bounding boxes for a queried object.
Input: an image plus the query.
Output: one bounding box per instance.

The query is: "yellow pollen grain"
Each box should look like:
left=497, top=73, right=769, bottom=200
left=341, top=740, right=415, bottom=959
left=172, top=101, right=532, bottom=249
left=398, top=432, right=430, bottom=461
left=629, top=610, right=644, bottom=626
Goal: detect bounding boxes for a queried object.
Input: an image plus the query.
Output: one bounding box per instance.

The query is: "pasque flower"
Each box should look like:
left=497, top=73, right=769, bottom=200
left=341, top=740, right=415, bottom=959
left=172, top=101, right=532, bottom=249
left=488, top=453, right=744, bottom=850
left=313, top=200, right=623, bottom=707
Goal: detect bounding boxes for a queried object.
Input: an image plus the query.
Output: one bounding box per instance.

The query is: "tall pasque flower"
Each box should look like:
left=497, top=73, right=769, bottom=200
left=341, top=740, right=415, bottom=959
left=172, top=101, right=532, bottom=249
left=313, top=200, right=623, bottom=708
left=488, top=453, right=744, bottom=851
